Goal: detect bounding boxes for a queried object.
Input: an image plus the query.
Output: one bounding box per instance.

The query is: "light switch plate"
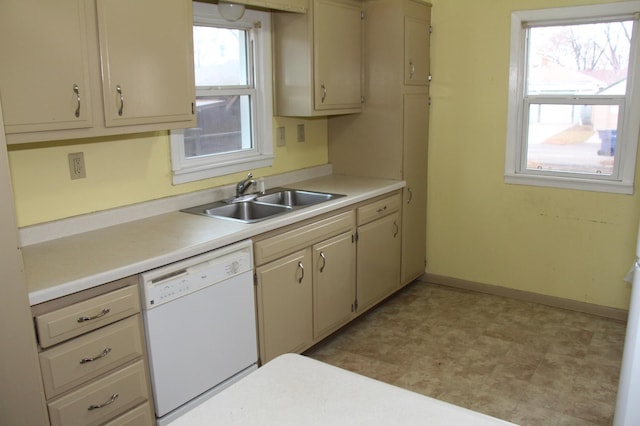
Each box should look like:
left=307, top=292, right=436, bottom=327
left=297, top=124, right=305, bottom=142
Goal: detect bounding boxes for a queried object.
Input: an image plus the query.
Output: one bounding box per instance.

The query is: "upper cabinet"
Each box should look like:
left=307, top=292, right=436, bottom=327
left=404, top=14, right=431, bottom=85
left=0, top=0, right=94, bottom=134
left=0, top=0, right=196, bottom=144
left=96, top=0, right=195, bottom=127
left=273, top=0, right=363, bottom=117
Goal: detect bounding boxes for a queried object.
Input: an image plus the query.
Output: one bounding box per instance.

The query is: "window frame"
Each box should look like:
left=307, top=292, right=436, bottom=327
left=170, top=2, right=273, bottom=185
left=504, top=2, right=640, bottom=194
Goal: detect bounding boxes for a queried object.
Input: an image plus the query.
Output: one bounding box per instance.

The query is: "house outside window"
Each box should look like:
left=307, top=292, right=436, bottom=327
left=170, top=2, right=273, bottom=184
left=505, top=2, right=640, bottom=194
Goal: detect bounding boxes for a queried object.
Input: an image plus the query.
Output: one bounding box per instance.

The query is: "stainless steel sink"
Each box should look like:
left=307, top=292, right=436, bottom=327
left=254, top=189, right=341, bottom=207
left=184, top=201, right=292, bottom=223
left=181, top=188, right=345, bottom=223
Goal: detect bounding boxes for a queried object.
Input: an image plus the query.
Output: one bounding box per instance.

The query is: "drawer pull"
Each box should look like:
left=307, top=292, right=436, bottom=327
left=77, top=308, right=110, bottom=323
left=88, top=393, right=118, bottom=411
left=376, top=205, right=388, bottom=213
left=80, top=347, right=112, bottom=364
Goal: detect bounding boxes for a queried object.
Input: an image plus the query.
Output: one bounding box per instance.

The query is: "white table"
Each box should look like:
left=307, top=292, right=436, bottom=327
left=168, top=354, right=518, bottom=425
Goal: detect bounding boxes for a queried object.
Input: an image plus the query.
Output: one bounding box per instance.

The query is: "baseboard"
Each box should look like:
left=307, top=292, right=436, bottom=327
left=421, top=273, right=628, bottom=322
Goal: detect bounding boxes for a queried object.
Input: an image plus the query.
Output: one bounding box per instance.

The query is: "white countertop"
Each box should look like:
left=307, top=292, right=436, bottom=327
left=168, top=354, right=518, bottom=426
left=24, top=174, right=404, bottom=305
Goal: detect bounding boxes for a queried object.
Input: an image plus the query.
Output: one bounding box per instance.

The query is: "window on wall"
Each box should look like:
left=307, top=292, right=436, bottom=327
left=505, top=2, right=640, bottom=194
left=170, top=2, right=273, bottom=184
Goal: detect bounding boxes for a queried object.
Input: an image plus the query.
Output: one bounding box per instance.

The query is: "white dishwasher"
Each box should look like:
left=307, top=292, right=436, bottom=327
left=140, top=239, right=258, bottom=425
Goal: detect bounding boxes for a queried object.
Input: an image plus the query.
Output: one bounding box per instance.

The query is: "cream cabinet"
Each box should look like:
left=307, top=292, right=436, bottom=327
left=329, top=0, right=431, bottom=286
left=254, top=210, right=356, bottom=363
left=404, top=14, right=431, bottom=85
left=0, top=0, right=94, bottom=134
left=31, top=277, right=154, bottom=426
left=355, top=194, right=402, bottom=313
left=96, top=0, right=195, bottom=127
left=0, top=0, right=195, bottom=144
left=313, top=231, right=357, bottom=339
left=273, top=0, right=363, bottom=116
left=255, top=249, right=314, bottom=364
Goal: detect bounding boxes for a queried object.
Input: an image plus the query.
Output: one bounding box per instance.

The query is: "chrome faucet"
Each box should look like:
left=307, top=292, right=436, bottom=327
left=235, top=173, right=256, bottom=197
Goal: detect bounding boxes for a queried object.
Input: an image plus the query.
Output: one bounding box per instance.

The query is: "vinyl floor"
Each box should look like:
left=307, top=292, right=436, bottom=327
left=305, top=281, right=626, bottom=426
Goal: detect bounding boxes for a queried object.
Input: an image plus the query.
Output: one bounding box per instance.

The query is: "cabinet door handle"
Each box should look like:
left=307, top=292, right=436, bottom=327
left=116, top=85, right=124, bottom=116
left=73, top=84, right=81, bottom=118
left=393, top=220, right=399, bottom=238
left=407, top=187, right=413, bottom=204
left=80, top=347, right=112, bottom=364
left=297, top=261, right=305, bottom=283
left=321, top=83, right=327, bottom=103
left=88, top=393, right=119, bottom=411
left=409, top=60, right=415, bottom=79
left=319, top=251, right=326, bottom=273
left=77, top=308, right=110, bottom=323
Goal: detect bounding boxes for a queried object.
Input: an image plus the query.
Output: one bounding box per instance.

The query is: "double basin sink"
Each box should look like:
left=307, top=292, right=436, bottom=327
left=181, top=188, right=345, bottom=223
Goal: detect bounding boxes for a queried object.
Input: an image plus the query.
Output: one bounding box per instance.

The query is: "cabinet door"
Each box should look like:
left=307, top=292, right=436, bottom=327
left=256, top=249, right=313, bottom=363
left=97, top=0, right=195, bottom=127
left=0, top=0, right=93, bottom=133
left=314, top=0, right=362, bottom=111
left=357, top=212, right=401, bottom=313
left=401, top=93, right=429, bottom=285
left=313, top=232, right=356, bottom=339
left=404, top=14, right=430, bottom=85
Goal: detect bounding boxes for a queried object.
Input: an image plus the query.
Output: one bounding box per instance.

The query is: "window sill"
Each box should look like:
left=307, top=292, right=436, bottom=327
left=172, top=154, right=274, bottom=185
left=504, top=172, right=633, bottom=195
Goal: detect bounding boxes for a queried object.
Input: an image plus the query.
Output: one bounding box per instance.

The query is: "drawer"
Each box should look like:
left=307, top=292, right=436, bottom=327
left=47, top=360, right=149, bottom=426
left=357, top=193, right=402, bottom=226
left=36, top=285, right=140, bottom=348
left=254, top=210, right=355, bottom=265
left=103, top=402, right=154, bottom=426
left=40, top=315, right=145, bottom=399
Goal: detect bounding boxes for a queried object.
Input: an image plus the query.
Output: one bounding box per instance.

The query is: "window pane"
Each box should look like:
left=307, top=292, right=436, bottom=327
left=193, top=26, right=248, bottom=86
left=184, top=96, right=253, bottom=159
left=525, top=103, right=619, bottom=175
left=527, top=21, right=632, bottom=95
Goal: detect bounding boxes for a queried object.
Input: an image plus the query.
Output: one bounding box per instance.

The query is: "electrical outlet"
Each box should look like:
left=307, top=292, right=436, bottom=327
left=297, top=124, right=305, bottom=142
left=276, top=126, right=286, bottom=147
left=68, top=152, right=86, bottom=180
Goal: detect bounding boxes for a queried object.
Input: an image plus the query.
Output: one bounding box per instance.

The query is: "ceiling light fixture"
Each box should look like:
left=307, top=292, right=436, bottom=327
left=218, top=1, right=246, bottom=21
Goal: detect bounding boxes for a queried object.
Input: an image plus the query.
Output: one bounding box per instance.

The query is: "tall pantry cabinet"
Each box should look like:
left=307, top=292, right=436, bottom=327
left=328, top=0, right=431, bottom=286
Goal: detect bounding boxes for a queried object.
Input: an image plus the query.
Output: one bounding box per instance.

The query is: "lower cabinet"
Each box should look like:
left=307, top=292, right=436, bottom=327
left=356, top=193, right=402, bottom=313
left=254, top=211, right=356, bottom=363
left=313, top=231, right=357, bottom=339
left=256, top=248, right=314, bottom=363
left=254, top=191, right=403, bottom=364
left=31, top=277, right=154, bottom=426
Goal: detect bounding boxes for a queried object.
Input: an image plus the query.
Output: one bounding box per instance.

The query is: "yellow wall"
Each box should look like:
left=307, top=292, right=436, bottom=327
left=426, top=0, right=640, bottom=310
left=8, top=116, right=328, bottom=227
